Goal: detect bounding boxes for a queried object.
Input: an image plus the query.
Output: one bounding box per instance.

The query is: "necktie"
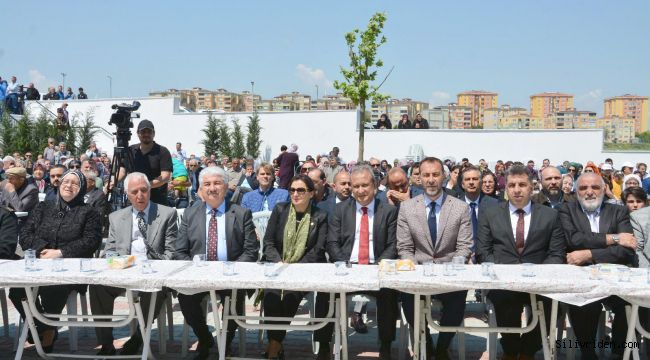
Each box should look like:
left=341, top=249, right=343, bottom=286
left=469, top=202, right=478, bottom=238
left=358, top=207, right=369, bottom=264
left=207, top=209, right=218, bottom=261
left=428, top=202, right=437, bottom=249
left=137, top=211, right=147, bottom=240
left=515, top=209, right=525, bottom=255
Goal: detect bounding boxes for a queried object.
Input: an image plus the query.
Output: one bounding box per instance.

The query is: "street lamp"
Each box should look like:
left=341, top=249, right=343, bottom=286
left=107, top=75, right=112, bottom=98
left=61, top=73, right=66, bottom=90
left=315, top=85, right=319, bottom=110
left=250, top=81, right=255, bottom=113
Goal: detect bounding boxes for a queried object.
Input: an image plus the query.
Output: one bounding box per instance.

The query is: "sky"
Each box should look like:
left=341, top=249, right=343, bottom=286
left=2, top=0, right=649, bottom=115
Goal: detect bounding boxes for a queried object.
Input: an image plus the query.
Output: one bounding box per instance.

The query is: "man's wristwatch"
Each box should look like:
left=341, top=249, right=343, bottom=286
left=612, top=235, right=620, bottom=245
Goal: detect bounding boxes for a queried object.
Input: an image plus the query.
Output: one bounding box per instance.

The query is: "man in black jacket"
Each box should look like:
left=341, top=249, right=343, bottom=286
left=559, top=172, right=637, bottom=359
left=25, top=83, right=40, bottom=101
left=477, top=165, right=566, bottom=360
left=0, top=206, right=18, bottom=259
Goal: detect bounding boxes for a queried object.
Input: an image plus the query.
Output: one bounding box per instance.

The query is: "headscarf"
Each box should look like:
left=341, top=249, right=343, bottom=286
left=57, top=170, right=87, bottom=212
left=288, top=144, right=298, bottom=153
left=622, top=174, right=642, bottom=191
left=584, top=161, right=601, bottom=176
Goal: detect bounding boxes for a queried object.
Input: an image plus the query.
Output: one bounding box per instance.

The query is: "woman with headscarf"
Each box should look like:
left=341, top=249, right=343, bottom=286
left=261, top=174, right=330, bottom=359
left=9, top=170, right=102, bottom=352
left=623, top=174, right=642, bottom=191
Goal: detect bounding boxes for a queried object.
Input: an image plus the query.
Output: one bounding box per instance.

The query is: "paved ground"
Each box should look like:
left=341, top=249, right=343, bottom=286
left=0, top=291, right=643, bottom=359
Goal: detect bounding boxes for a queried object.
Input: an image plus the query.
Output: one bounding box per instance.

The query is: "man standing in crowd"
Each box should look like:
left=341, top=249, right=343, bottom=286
left=173, top=142, right=188, bottom=162
left=476, top=164, right=566, bottom=360
left=5, top=76, right=18, bottom=114
left=559, top=172, right=638, bottom=359
left=326, top=164, right=399, bottom=359
left=174, top=167, right=258, bottom=359
left=241, top=163, right=289, bottom=213
left=43, top=138, right=56, bottom=164
left=55, top=142, right=71, bottom=165
left=397, top=157, right=472, bottom=360
left=275, top=144, right=299, bottom=189
left=25, top=83, right=40, bottom=100
left=90, top=172, right=177, bottom=356
left=323, top=155, right=344, bottom=184
left=120, top=120, right=172, bottom=205
left=532, top=166, right=575, bottom=209
left=227, top=157, right=243, bottom=191
left=77, top=87, right=88, bottom=99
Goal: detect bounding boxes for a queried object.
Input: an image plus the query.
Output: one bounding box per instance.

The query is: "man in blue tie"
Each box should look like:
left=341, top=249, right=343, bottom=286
left=174, top=166, right=259, bottom=359
left=396, top=157, right=473, bottom=360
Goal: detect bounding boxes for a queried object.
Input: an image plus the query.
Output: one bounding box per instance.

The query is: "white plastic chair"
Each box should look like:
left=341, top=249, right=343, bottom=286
left=176, top=208, right=185, bottom=229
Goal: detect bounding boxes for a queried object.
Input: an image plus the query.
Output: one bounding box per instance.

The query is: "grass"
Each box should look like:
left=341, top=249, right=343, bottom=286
left=603, top=143, right=650, bottom=151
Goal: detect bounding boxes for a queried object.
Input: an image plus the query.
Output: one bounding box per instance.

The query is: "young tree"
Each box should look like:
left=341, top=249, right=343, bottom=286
left=14, top=112, right=34, bottom=154
left=32, top=109, right=58, bottom=152
left=65, top=116, right=79, bottom=155
left=201, top=113, right=220, bottom=157
left=0, top=111, right=15, bottom=154
left=246, top=112, right=262, bottom=158
left=231, top=118, right=246, bottom=159
left=76, top=110, right=98, bottom=152
left=333, top=12, right=391, bottom=162
left=217, top=117, right=232, bottom=158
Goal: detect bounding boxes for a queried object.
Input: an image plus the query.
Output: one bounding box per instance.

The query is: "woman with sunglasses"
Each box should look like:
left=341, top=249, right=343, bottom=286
left=262, top=174, right=330, bottom=359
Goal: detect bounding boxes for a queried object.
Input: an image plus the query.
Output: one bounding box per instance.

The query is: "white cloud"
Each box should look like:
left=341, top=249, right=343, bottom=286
left=296, top=64, right=333, bottom=92
left=28, top=69, right=48, bottom=91
left=574, top=88, right=603, bottom=113
left=429, top=91, right=451, bottom=106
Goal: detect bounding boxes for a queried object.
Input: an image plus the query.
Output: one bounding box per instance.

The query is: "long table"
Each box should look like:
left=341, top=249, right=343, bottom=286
left=1, top=260, right=649, bottom=360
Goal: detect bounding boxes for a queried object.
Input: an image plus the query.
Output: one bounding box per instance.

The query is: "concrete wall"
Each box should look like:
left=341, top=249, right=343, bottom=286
left=24, top=97, right=649, bottom=168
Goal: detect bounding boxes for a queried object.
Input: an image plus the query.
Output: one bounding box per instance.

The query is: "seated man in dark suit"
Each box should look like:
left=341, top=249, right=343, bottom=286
left=559, top=172, right=638, bottom=360
left=90, top=172, right=178, bottom=356
left=82, top=170, right=109, bottom=233
left=0, top=206, right=18, bottom=259
left=476, top=164, right=566, bottom=360
left=174, top=166, right=259, bottom=359
left=316, top=170, right=351, bottom=217
left=326, top=164, right=399, bottom=359
left=377, top=167, right=424, bottom=208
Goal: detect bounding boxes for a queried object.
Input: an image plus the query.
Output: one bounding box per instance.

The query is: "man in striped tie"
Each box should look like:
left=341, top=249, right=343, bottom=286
left=476, top=164, right=566, bottom=360
left=326, top=164, right=399, bottom=360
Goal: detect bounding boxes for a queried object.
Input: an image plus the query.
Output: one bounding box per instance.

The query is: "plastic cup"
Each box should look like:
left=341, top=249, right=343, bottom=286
left=522, top=263, right=535, bottom=277
left=51, top=258, right=65, bottom=272
left=452, top=256, right=465, bottom=270
left=443, top=262, right=456, bottom=276
left=193, top=254, right=206, bottom=267
left=264, top=262, right=278, bottom=277
left=481, top=262, right=494, bottom=277
left=423, top=261, right=435, bottom=277
left=618, top=267, right=631, bottom=282
left=80, top=259, right=93, bottom=272
left=589, top=265, right=601, bottom=280
left=223, top=261, right=236, bottom=276
left=383, top=260, right=397, bottom=275
left=335, top=261, right=348, bottom=276
left=140, top=259, right=154, bottom=274
left=24, top=249, right=37, bottom=271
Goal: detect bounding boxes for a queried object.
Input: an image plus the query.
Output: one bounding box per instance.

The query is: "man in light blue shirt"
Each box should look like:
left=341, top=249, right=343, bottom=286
left=241, top=163, right=289, bottom=213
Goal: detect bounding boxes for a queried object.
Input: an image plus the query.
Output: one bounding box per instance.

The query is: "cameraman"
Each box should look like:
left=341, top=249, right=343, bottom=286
left=118, top=120, right=172, bottom=205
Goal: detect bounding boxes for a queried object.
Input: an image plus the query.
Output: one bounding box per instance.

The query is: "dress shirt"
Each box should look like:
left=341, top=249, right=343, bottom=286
left=509, top=201, right=532, bottom=244
left=580, top=206, right=601, bottom=233
left=130, top=202, right=151, bottom=261
left=423, top=193, right=445, bottom=230
left=241, top=187, right=289, bottom=213
left=350, top=199, right=375, bottom=263
left=205, top=201, right=227, bottom=261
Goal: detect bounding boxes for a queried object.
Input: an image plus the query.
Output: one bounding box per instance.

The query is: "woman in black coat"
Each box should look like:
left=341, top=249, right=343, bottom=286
left=397, top=114, right=412, bottom=129
left=9, top=170, right=101, bottom=352
left=375, top=113, right=392, bottom=129
left=262, top=174, right=330, bottom=359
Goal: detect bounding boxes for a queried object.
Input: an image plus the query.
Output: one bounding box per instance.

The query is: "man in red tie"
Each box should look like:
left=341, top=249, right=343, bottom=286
left=476, top=164, right=566, bottom=360
left=326, top=164, right=399, bottom=360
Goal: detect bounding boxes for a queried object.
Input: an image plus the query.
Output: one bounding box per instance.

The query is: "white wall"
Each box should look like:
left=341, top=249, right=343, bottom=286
left=24, top=97, right=649, bottom=168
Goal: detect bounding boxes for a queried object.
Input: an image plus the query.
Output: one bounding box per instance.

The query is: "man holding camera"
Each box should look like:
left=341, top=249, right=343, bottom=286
left=119, top=120, right=173, bottom=206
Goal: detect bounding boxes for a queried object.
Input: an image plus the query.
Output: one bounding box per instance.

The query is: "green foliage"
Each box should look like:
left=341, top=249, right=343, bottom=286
left=32, top=110, right=58, bottom=151
left=201, top=113, right=221, bottom=157
left=76, top=110, right=99, bottom=152
left=333, top=12, right=390, bottom=161
left=217, top=117, right=232, bottom=158
left=14, top=112, right=34, bottom=154
left=65, top=116, right=79, bottom=155
left=230, top=118, right=246, bottom=159
left=604, top=143, right=650, bottom=151
left=0, top=111, right=14, bottom=155
left=246, top=112, right=262, bottom=158
left=638, top=131, right=650, bottom=143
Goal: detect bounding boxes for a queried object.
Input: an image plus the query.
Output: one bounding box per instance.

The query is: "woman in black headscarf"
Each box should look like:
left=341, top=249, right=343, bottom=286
left=9, top=170, right=102, bottom=352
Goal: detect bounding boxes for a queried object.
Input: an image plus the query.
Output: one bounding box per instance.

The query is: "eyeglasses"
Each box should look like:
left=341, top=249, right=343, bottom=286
left=25, top=154, right=32, bottom=157
left=568, top=168, right=576, bottom=172
left=69, top=165, right=80, bottom=169
left=61, top=180, right=80, bottom=188
left=301, top=167, right=314, bottom=173
left=370, top=163, right=381, bottom=167
left=289, top=187, right=308, bottom=194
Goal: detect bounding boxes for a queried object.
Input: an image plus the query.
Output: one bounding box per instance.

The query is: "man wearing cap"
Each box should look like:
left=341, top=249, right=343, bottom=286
left=119, top=119, right=173, bottom=206
left=622, top=161, right=635, bottom=176
left=0, top=167, right=39, bottom=212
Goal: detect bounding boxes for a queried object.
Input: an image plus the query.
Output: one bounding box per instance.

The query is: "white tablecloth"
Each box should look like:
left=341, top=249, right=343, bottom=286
left=164, top=262, right=381, bottom=295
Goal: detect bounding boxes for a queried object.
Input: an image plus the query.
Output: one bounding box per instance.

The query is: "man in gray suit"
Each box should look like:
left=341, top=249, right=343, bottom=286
left=397, top=157, right=472, bottom=360
left=89, top=172, right=178, bottom=356
left=174, top=166, right=259, bottom=359
left=631, top=199, right=650, bottom=267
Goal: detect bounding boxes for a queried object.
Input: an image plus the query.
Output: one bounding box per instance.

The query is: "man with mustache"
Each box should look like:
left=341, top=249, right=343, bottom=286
left=559, top=172, right=638, bottom=359
left=532, top=166, right=575, bottom=209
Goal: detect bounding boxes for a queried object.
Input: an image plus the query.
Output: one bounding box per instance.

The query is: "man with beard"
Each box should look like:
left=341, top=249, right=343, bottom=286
left=316, top=170, right=351, bottom=217
left=308, top=168, right=331, bottom=204
left=119, top=120, right=172, bottom=205
left=559, top=173, right=638, bottom=359
left=44, top=165, right=66, bottom=202
left=532, top=166, right=575, bottom=209
left=397, top=157, right=472, bottom=359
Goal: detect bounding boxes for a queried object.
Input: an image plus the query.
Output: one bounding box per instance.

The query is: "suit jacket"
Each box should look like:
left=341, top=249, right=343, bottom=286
left=105, top=202, right=178, bottom=260
left=173, top=199, right=259, bottom=262
left=327, top=197, right=398, bottom=263
left=558, top=202, right=636, bottom=266
left=0, top=180, right=38, bottom=212
left=531, top=190, right=576, bottom=209
left=396, top=194, right=473, bottom=264
left=263, top=202, right=328, bottom=263
left=316, top=194, right=339, bottom=218
left=476, top=202, right=566, bottom=264
left=631, top=206, right=650, bottom=267
left=86, top=188, right=108, bottom=218
left=0, top=207, right=18, bottom=259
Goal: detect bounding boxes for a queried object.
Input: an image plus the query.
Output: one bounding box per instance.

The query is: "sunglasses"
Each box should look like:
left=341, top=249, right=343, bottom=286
left=370, top=164, right=381, bottom=167
left=289, top=187, right=308, bottom=194
left=69, top=165, right=80, bottom=169
left=301, top=167, right=314, bottom=172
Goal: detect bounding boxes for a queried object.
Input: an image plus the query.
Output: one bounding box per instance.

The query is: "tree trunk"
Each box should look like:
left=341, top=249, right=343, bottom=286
left=358, top=102, right=365, bottom=162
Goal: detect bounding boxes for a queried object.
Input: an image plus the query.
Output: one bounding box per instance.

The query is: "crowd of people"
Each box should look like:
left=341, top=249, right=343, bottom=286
left=0, top=74, right=88, bottom=116
left=2, top=116, right=650, bottom=360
